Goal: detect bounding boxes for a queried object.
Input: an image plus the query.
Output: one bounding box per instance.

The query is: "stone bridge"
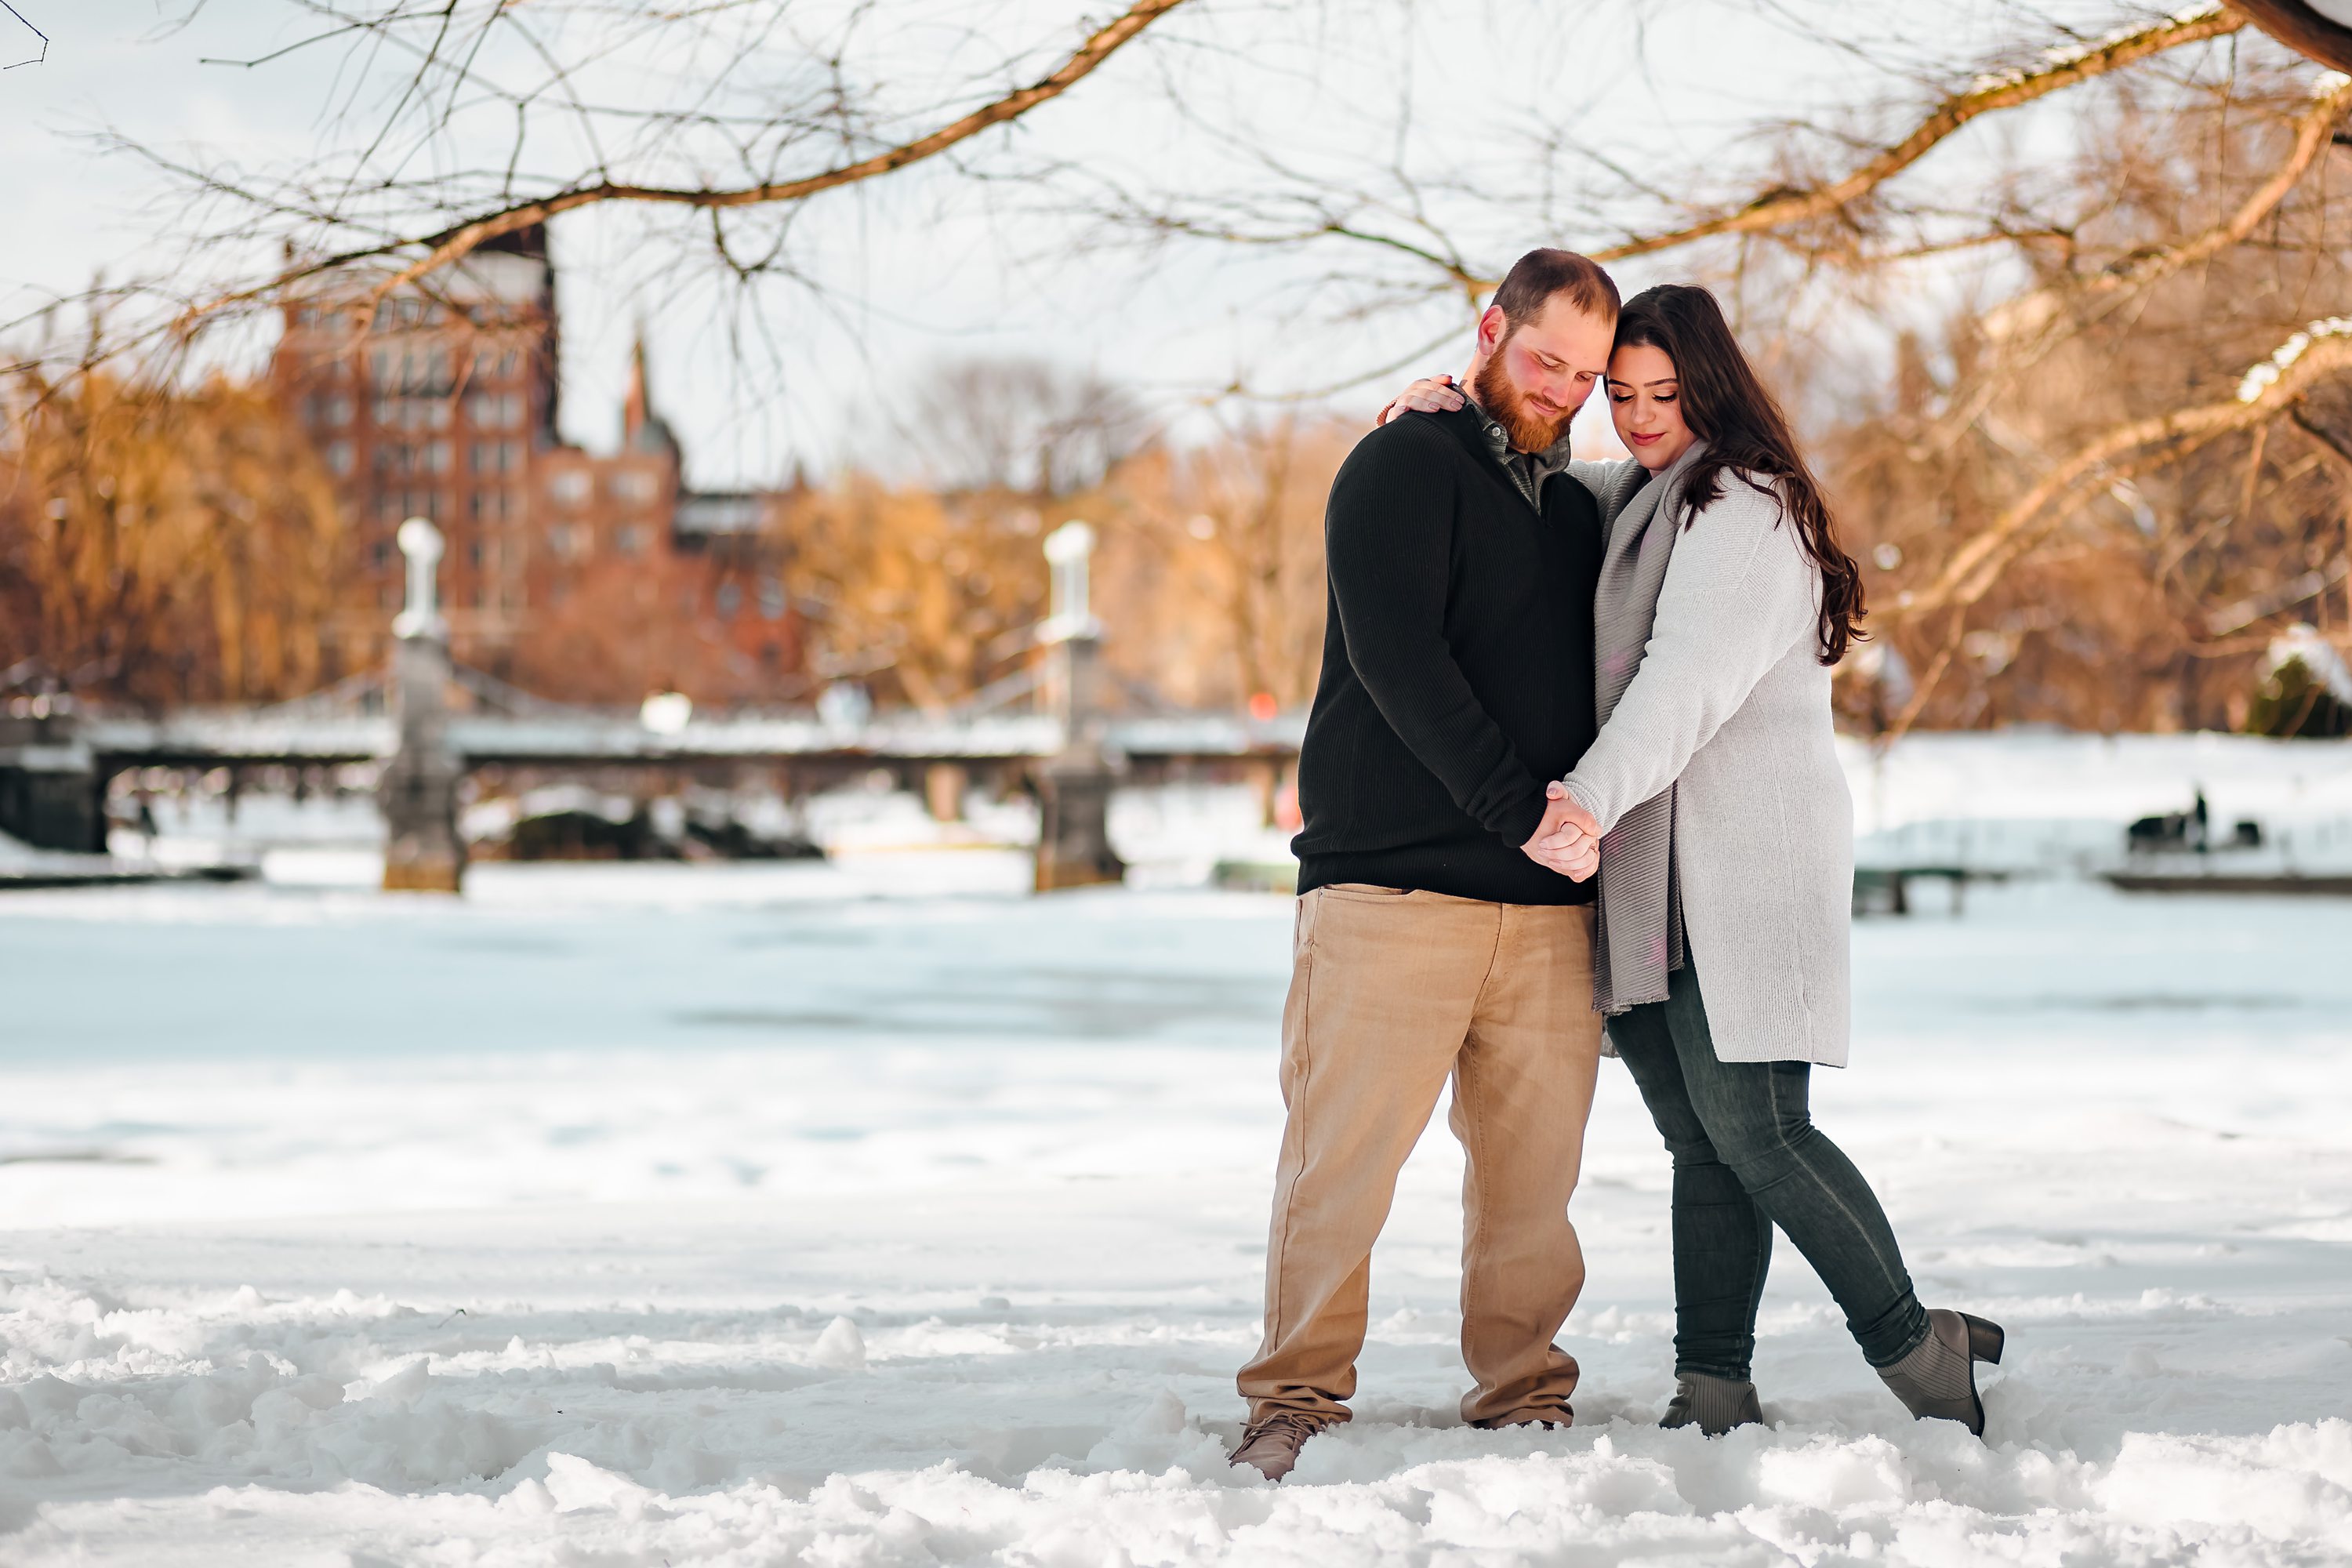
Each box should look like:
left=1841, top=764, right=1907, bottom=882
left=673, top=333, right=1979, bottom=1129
left=2, top=520, right=1301, bottom=891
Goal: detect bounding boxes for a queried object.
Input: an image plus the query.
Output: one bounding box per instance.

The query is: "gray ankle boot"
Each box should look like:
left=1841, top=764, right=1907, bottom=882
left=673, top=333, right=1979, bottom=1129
left=1659, top=1371, right=1763, bottom=1436
left=1876, top=1308, right=2005, bottom=1436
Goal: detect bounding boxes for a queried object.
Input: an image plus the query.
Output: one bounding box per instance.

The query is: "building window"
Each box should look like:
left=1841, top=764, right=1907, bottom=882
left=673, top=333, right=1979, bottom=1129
left=325, top=441, right=354, bottom=477
left=464, top=391, right=524, bottom=429
left=759, top=578, right=786, bottom=621
left=368, top=344, right=453, bottom=394
left=611, top=470, right=661, bottom=503
left=548, top=470, right=590, bottom=506
left=425, top=441, right=452, bottom=474
left=373, top=397, right=451, bottom=431
left=615, top=524, right=646, bottom=556
left=469, top=440, right=523, bottom=475
left=386, top=297, right=446, bottom=329
left=716, top=581, right=742, bottom=620
left=549, top=522, right=587, bottom=558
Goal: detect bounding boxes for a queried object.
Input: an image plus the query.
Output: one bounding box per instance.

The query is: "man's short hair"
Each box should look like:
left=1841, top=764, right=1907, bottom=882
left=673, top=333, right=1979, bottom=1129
left=1490, top=249, right=1620, bottom=328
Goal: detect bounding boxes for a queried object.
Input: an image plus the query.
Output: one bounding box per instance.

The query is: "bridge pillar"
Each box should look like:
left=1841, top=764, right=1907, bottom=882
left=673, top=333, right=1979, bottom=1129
left=1033, top=522, right=1125, bottom=892
left=925, top=762, right=967, bottom=823
left=1246, top=756, right=1280, bottom=828
left=379, top=518, right=466, bottom=893
left=0, top=696, right=103, bottom=853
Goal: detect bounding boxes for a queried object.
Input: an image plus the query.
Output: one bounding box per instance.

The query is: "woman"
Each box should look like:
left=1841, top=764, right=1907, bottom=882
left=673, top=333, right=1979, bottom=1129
left=1380, top=284, right=2002, bottom=1439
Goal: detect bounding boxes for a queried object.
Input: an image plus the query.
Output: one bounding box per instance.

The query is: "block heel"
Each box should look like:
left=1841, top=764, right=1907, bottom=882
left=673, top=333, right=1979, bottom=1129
left=1877, top=1308, right=2001, bottom=1439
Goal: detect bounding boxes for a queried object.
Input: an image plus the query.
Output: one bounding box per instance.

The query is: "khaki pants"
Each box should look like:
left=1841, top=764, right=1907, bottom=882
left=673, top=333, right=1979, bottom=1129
left=1238, top=884, right=1603, bottom=1428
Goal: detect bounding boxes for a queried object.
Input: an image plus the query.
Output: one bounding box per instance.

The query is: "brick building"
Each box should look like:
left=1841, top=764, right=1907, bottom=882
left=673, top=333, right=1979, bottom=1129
left=270, top=227, right=805, bottom=706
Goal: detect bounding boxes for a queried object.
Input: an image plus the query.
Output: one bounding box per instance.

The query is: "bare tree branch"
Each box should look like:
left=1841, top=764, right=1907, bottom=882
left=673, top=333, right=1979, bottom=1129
left=1582, top=5, right=2249, bottom=267
left=1, top=0, right=48, bottom=69
left=167, top=0, right=1191, bottom=339
left=1091, top=2, right=2249, bottom=330
left=1903, top=325, right=2352, bottom=628
left=1918, top=71, right=2352, bottom=454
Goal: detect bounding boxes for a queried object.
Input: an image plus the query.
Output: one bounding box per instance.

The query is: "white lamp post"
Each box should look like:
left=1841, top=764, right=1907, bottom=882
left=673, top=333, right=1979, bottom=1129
left=1039, top=520, right=1101, bottom=644
left=1033, top=519, right=1123, bottom=891
left=392, top=517, right=447, bottom=641
left=379, top=516, right=464, bottom=891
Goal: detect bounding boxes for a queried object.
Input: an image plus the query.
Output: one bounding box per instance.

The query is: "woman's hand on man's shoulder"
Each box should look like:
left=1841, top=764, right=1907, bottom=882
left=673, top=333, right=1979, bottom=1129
left=1377, top=374, right=1467, bottom=426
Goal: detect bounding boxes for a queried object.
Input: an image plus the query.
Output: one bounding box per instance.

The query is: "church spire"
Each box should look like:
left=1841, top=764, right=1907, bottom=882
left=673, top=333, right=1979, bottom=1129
left=622, top=330, right=679, bottom=458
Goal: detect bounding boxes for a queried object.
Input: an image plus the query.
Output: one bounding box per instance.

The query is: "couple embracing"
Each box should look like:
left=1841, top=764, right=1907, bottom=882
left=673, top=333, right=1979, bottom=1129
left=1229, top=250, right=2002, bottom=1483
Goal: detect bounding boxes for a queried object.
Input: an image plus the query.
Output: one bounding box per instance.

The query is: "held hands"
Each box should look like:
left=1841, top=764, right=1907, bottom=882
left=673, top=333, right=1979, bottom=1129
left=1521, top=781, right=1601, bottom=881
left=1377, top=373, right=1469, bottom=426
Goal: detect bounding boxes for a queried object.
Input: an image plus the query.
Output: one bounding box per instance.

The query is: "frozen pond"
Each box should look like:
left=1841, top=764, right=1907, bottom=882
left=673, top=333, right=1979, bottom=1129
left=2, top=858, right=2350, bottom=1564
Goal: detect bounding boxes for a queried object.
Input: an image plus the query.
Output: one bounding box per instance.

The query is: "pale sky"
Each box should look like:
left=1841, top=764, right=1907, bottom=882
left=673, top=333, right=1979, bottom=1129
left=0, top=1, right=2227, bottom=485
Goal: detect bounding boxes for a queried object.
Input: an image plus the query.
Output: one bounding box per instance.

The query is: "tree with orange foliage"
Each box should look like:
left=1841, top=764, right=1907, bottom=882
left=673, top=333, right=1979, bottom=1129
left=0, top=364, right=344, bottom=707
left=1098, top=416, right=1348, bottom=713
left=782, top=480, right=1053, bottom=713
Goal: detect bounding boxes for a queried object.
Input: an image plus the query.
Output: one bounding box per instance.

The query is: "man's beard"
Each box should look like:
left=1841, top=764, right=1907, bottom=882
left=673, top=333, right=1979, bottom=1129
left=1473, top=350, right=1571, bottom=453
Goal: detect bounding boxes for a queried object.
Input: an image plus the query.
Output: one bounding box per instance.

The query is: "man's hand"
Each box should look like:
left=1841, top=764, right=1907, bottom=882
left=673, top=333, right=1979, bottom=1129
left=1523, top=782, right=1600, bottom=880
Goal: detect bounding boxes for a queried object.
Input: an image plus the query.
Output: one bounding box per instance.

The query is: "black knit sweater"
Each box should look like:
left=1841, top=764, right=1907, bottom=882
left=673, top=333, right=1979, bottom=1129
left=1291, top=405, right=1602, bottom=906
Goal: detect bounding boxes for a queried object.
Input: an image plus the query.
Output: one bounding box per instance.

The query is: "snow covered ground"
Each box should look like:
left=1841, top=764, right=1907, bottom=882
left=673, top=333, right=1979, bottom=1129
left=4, top=840, right=2352, bottom=1563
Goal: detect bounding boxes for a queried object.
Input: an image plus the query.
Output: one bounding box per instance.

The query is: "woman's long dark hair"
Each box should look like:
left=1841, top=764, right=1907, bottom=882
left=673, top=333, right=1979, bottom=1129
left=1615, top=284, right=1865, bottom=665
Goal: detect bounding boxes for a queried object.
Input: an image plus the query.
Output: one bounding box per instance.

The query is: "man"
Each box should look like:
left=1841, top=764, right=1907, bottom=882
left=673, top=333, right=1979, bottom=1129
left=1231, top=249, right=1618, bottom=1482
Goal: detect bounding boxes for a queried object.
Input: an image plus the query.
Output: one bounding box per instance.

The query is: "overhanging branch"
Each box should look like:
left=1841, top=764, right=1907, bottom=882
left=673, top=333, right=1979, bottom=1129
left=1587, top=5, right=2248, bottom=266
left=176, top=0, right=1190, bottom=336
left=2233, top=0, right=2352, bottom=74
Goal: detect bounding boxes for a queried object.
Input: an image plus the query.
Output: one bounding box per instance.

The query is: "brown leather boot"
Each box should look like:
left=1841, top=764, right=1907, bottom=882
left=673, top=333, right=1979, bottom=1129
left=1229, top=1411, right=1328, bottom=1482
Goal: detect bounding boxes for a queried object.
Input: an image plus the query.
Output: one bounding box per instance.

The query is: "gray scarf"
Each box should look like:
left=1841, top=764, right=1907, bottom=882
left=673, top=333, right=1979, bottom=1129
left=1586, top=441, right=1709, bottom=1014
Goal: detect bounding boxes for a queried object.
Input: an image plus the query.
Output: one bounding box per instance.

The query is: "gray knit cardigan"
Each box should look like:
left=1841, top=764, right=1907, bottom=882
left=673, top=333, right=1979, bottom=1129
left=1560, top=459, right=1853, bottom=1066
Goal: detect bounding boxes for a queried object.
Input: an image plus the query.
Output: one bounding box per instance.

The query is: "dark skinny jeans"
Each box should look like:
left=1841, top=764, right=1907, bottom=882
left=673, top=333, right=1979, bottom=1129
left=1609, top=954, right=1929, bottom=1381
